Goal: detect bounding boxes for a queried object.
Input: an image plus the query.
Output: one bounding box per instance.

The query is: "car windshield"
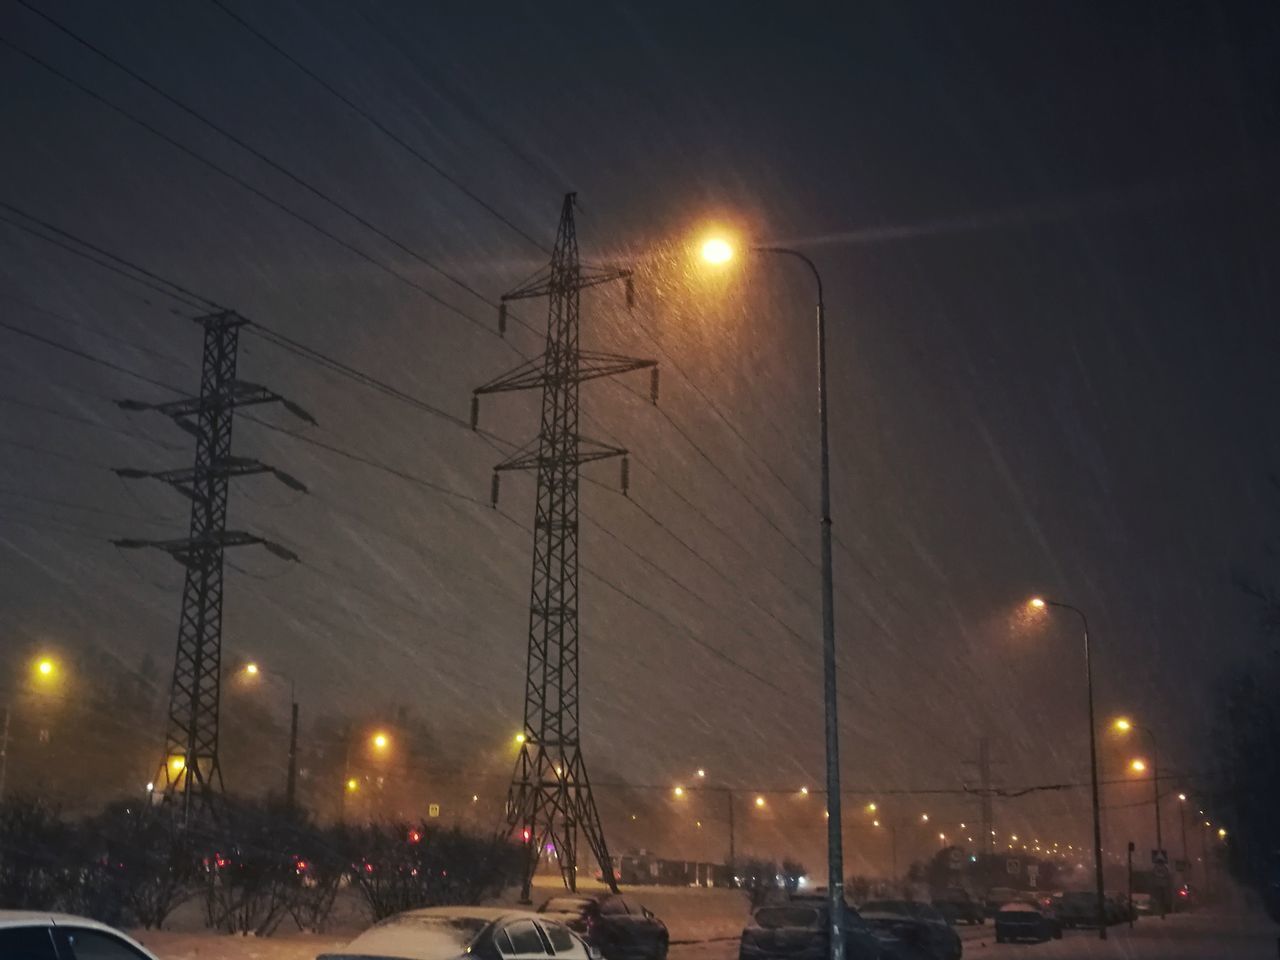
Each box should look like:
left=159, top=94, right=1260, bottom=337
left=1, top=6, right=1269, bottom=960
left=754, top=907, right=820, bottom=930
left=859, top=900, right=915, bottom=916
left=543, top=899, right=594, bottom=914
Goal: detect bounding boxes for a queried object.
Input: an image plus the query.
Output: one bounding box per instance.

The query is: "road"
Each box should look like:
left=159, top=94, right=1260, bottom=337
left=669, top=912, right=1278, bottom=960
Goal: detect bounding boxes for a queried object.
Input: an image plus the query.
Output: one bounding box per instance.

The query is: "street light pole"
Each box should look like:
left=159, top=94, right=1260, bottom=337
left=1178, top=794, right=1189, bottom=871
left=1040, top=599, right=1107, bottom=941
left=243, top=663, right=299, bottom=809
left=286, top=678, right=299, bottom=810
left=726, top=788, right=737, bottom=871
left=755, top=245, right=844, bottom=960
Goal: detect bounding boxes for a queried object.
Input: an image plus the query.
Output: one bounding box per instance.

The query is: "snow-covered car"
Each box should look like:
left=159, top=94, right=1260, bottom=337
left=538, top=894, right=668, bottom=960
left=931, top=889, right=984, bottom=926
left=0, top=911, right=162, bottom=960
left=319, top=907, right=594, bottom=960
left=738, top=901, right=911, bottom=960
left=857, top=900, right=962, bottom=960
left=993, top=902, right=1062, bottom=944
left=1131, top=892, right=1154, bottom=915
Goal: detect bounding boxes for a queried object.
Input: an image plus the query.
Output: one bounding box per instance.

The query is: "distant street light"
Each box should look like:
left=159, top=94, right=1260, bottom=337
left=673, top=786, right=685, bottom=798
left=754, top=795, right=766, bottom=809
left=1113, top=716, right=1164, bottom=857
left=372, top=732, right=390, bottom=751
left=1028, top=595, right=1107, bottom=941
left=240, top=660, right=299, bottom=808
left=701, top=232, right=844, bottom=960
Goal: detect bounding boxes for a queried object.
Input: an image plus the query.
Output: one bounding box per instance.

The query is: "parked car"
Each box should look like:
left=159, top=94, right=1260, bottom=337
left=931, top=889, right=984, bottom=925
left=540, top=894, right=668, bottom=960
left=856, top=900, right=962, bottom=960
left=1172, top=884, right=1196, bottom=912
left=1056, top=890, right=1105, bottom=928
left=982, top=887, right=1019, bottom=917
left=0, top=911, right=163, bottom=960
left=1105, top=892, right=1133, bottom=924
left=993, top=902, right=1062, bottom=943
left=739, top=901, right=910, bottom=960
left=1131, top=892, right=1154, bottom=915
left=319, top=907, right=592, bottom=960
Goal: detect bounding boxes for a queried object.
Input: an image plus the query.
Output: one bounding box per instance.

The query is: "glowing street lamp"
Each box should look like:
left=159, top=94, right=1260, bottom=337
left=1129, top=758, right=1147, bottom=774
left=346, top=777, right=359, bottom=792
left=754, top=795, right=766, bottom=809
left=239, top=660, right=299, bottom=807
left=696, top=768, right=706, bottom=778
left=372, top=732, right=390, bottom=751
left=1026, top=595, right=1107, bottom=941
left=701, top=230, right=844, bottom=960
left=673, top=786, right=685, bottom=798
left=700, top=236, right=734, bottom=264
left=1113, top=715, right=1165, bottom=862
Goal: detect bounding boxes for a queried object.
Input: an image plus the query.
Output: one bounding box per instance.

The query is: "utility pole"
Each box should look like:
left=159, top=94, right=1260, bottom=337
left=472, top=193, right=657, bottom=900
left=286, top=697, right=299, bottom=809
left=1126, top=841, right=1135, bottom=929
left=726, top=789, right=736, bottom=871
left=115, top=310, right=311, bottom=823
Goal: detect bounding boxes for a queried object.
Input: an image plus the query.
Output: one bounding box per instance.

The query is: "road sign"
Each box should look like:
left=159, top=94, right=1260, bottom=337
left=1152, top=849, right=1169, bottom=866
left=1027, top=864, right=1040, bottom=887
left=1006, top=858, right=1020, bottom=876
left=428, top=803, right=440, bottom=818
left=1153, top=863, right=1171, bottom=880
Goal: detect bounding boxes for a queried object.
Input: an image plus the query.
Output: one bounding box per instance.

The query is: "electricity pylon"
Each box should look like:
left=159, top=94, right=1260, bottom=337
left=472, top=193, right=657, bottom=899
left=115, top=310, right=311, bottom=823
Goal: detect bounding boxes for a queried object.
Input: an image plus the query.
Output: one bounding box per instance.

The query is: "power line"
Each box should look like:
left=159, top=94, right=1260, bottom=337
left=20, top=0, right=525, bottom=332
left=0, top=204, right=213, bottom=312
left=204, top=0, right=552, bottom=253
left=0, top=289, right=191, bottom=367
left=0, top=29, right=498, bottom=341
left=0, top=393, right=182, bottom=452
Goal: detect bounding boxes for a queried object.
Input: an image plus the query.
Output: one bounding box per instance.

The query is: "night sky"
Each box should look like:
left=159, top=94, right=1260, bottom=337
left=1, top=1, right=1277, bottom=872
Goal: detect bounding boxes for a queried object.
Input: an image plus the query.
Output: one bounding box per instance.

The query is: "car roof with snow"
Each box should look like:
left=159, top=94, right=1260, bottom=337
left=322, top=907, right=569, bottom=960
left=997, top=902, right=1038, bottom=912
left=0, top=911, right=125, bottom=931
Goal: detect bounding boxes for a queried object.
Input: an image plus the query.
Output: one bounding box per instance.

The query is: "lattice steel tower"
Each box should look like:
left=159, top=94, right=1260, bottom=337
left=115, top=310, right=310, bottom=822
left=473, top=194, right=656, bottom=899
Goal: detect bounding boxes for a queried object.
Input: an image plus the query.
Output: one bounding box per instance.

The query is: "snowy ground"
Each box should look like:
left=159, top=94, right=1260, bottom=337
left=130, top=876, right=754, bottom=959
left=125, top=876, right=1276, bottom=960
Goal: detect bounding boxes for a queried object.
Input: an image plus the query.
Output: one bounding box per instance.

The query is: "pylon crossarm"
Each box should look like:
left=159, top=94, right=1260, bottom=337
left=475, top=357, right=549, bottom=395
left=575, top=264, right=631, bottom=291
left=494, top=437, right=627, bottom=473
left=575, top=353, right=656, bottom=384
